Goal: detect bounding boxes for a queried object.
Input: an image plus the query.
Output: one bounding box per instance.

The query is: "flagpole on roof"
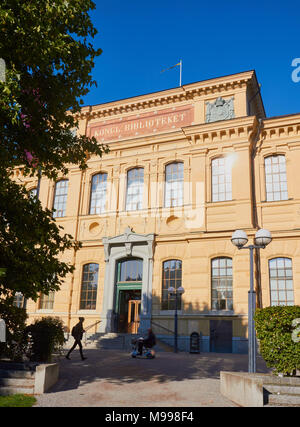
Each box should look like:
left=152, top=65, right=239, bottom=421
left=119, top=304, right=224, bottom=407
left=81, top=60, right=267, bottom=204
left=161, top=61, right=182, bottom=87
left=179, top=59, right=182, bottom=87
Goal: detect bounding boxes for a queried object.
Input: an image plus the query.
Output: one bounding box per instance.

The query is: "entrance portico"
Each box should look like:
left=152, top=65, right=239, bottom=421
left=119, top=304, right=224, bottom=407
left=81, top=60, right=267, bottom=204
left=99, top=227, right=155, bottom=334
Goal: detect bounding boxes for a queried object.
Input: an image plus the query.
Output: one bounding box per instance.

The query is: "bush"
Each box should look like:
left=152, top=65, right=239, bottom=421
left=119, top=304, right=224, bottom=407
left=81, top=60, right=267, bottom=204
left=255, top=305, right=300, bottom=376
left=0, top=298, right=28, bottom=362
left=26, top=317, right=65, bottom=363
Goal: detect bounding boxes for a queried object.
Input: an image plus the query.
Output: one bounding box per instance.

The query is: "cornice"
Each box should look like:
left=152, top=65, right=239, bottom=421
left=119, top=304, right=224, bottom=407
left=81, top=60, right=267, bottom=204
left=182, top=116, right=258, bottom=145
left=260, top=114, right=300, bottom=143
left=76, top=71, right=256, bottom=121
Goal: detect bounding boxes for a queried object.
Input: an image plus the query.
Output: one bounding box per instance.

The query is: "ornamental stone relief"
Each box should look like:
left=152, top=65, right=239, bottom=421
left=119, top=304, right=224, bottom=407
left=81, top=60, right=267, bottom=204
left=205, top=97, right=235, bottom=123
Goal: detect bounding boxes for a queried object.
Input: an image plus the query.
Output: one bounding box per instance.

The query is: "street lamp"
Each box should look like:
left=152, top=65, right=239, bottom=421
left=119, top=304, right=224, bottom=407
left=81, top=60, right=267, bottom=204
left=231, top=229, right=272, bottom=373
left=168, top=286, right=185, bottom=353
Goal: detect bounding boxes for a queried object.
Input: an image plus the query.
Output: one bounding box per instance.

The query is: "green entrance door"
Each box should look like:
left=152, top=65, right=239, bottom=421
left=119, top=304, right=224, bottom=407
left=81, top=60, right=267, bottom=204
left=115, top=258, right=143, bottom=333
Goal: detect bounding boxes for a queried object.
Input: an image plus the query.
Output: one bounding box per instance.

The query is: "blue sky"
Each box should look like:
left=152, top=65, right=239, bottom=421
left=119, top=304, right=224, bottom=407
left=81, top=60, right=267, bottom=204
left=82, top=0, right=300, bottom=118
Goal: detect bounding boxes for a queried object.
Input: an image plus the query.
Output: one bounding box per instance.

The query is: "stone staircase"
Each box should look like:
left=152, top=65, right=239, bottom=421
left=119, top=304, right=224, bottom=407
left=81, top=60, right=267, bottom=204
left=263, top=377, right=300, bottom=407
left=0, top=364, right=35, bottom=396
left=64, top=332, right=173, bottom=352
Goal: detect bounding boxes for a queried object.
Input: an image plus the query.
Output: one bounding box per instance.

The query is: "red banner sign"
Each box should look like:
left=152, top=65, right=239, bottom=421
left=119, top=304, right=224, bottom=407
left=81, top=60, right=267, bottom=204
left=88, top=105, right=194, bottom=142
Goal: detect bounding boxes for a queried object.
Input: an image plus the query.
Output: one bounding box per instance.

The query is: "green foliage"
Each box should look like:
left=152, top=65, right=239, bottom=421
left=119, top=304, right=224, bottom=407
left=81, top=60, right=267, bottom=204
left=26, top=316, right=65, bottom=362
left=0, top=171, right=78, bottom=300
left=0, top=0, right=108, bottom=301
left=0, top=297, right=28, bottom=362
left=0, top=0, right=107, bottom=178
left=255, top=305, right=300, bottom=376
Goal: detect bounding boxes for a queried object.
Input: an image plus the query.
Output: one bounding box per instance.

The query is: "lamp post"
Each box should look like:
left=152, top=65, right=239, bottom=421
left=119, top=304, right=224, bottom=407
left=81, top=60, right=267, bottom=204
left=231, top=229, right=272, bottom=373
left=168, top=286, right=185, bottom=353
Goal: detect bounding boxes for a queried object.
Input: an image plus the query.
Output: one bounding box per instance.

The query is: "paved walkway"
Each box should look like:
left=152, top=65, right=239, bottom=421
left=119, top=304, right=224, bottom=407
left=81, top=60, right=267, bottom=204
left=34, top=349, right=270, bottom=407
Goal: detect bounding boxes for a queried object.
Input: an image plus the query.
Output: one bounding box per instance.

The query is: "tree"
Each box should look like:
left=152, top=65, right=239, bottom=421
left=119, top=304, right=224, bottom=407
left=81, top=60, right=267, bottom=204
left=0, top=0, right=107, bottom=301
left=0, top=0, right=106, bottom=176
left=0, top=173, right=78, bottom=300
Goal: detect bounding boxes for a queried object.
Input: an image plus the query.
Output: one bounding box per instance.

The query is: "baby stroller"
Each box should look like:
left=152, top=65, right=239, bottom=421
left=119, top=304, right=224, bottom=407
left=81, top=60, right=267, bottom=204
left=131, top=337, right=155, bottom=359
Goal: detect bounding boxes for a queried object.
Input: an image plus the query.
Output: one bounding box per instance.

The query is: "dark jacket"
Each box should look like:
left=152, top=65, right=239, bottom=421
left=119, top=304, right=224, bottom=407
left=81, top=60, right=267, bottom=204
left=71, top=322, right=84, bottom=340
left=145, top=331, right=156, bottom=348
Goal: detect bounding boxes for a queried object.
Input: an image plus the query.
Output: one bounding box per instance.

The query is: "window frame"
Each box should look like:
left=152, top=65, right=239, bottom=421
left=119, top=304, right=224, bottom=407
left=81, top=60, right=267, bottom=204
left=161, top=259, right=183, bottom=311
left=39, top=291, right=55, bottom=310
left=264, top=155, right=288, bottom=202
left=211, top=157, right=232, bottom=203
left=125, top=167, right=144, bottom=211
left=89, top=172, right=108, bottom=215
left=268, top=257, right=294, bottom=306
left=164, top=162, right=184, bottom=208
left=79, top=263, right=99, bottom=310
left=211, top=257, right=233, bottom=311
left=53, top=179, right=69, bottom=218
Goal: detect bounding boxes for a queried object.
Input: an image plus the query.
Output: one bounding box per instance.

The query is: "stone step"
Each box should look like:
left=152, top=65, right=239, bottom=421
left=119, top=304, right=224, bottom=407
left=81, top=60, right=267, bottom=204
left=0, top=377, right=35, bottom=387
left=0, top=369, right=35, bottom=379
left=156, top=338, right=174, bottom=352
left=0, top=385, right=34, bottom=396
left=65, top=333, right=171, bottom=352
left=267, top=393, right=300, bottom=406
left=0, top=362, right=37, bottom=371
left=262, top=375, right=300, bottom=385
left=264, top=384, right=300, bottom=396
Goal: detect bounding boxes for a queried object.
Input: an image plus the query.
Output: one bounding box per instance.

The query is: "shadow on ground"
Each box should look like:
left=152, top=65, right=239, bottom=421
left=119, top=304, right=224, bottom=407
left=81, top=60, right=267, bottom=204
left=50, top=348, right=270, bottom=393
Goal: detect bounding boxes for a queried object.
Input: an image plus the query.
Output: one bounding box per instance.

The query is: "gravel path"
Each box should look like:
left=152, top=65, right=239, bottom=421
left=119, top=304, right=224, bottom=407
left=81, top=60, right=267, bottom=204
left=34, top=350, right=270, bottom=407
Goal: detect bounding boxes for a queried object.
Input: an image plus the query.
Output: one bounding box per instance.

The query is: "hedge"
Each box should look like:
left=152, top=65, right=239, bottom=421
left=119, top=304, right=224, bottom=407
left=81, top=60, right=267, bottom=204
left=254, top=305, right=300, bottom=376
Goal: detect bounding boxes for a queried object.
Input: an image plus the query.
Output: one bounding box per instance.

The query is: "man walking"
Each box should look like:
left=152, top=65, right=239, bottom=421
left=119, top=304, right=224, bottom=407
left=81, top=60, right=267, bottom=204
left=66, top=317, right=87, bottom=361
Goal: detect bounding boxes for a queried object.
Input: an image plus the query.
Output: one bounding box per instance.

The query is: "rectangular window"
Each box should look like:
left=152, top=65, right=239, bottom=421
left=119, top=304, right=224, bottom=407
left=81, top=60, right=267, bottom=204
left=265, top=155, right=288, bottom=201
left=211, top=258, right=233, bottom=310
left=39, top=292, right=55, bottom=310
left=13, top=292, right=25, bottom=308
left=90, top=173, right=107, bottom=214
left=269, top=258, right=294, bottom=306
left=161, top=260, right=182, bottom=310
left=53, top=180, right=68, bottom=218
left=165, top=163, right=184, bottom=208
left=211, top=158, right=232, bottom=202
left=80, top=263, right=99, bottom=310
left=126, top=168, right=144, bottom=211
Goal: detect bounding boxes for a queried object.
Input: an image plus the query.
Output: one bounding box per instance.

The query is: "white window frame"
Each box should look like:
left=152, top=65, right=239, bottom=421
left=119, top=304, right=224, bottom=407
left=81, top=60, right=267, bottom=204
left=264, top=155, right=288, bottom=202
left=211, top=157, right=232, bottom=202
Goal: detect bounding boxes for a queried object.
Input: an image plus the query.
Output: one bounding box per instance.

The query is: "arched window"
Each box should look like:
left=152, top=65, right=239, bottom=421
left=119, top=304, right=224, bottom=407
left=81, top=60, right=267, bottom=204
left=211, top=257, right=233, bottom=310
left=126, top=168, right=144, bottom=211
left=80, top=263, right=99, bottom=310
left=53, top=179, right=68, bottom=218
left=162, top=260, right=182, bottom=310
left=118, top=259, right=143, bottom=282
left=165, top=162, right=184, bottom=207
left=269, top=258, right=294, bottom=306
left=90, top=173, right=107, bottom=214
left=264, top=155, right=288, bottom=201
left=211, top=157, right=232, bottom=202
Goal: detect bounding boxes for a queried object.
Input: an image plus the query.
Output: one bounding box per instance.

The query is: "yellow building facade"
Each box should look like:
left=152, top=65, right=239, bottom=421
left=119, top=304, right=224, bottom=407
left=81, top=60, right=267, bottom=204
left=16, top=70, right=300, bottom=353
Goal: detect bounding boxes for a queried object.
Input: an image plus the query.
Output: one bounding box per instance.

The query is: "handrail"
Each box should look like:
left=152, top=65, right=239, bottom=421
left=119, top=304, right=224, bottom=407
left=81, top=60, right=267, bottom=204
left=83, top=320, right=101, bottom=346
left=151, top=320, right=174, bottom=335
